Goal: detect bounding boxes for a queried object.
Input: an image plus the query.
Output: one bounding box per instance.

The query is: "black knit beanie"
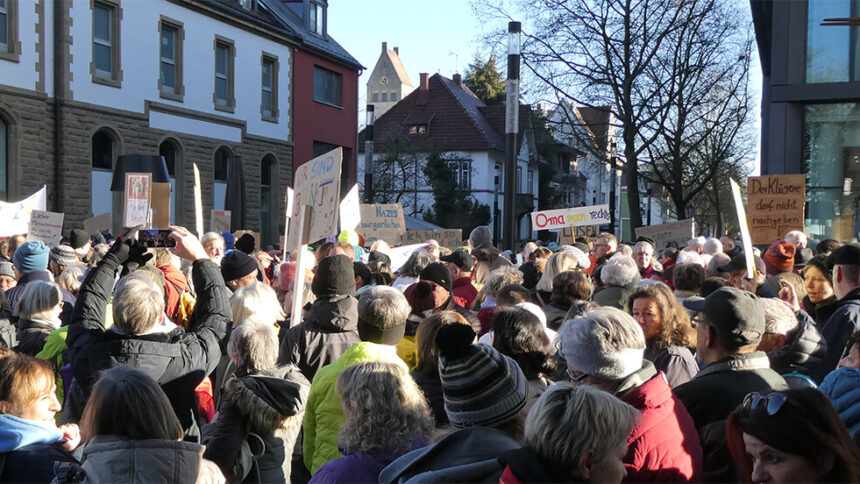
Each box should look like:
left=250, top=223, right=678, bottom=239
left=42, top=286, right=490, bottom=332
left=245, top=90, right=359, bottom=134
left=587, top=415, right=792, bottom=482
left=419, top=262, right=452, bottom=292
left=236, top=233, right=256, bottom=254
left=312, top=255, right=356, bottom=297
left=221, top=251, right=260, bottom=283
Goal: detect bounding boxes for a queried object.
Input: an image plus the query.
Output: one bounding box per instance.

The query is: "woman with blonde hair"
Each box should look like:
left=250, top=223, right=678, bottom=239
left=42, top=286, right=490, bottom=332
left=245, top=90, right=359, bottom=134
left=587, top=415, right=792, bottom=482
left=15, top=281, right=64, bottom=356
left=230, top=281, right=286, bottom=328
left=309, top=361, right=433, bottom=483
left=534, top=251, right=580, bottom=306
left=626, top=283, right=699, bottom=387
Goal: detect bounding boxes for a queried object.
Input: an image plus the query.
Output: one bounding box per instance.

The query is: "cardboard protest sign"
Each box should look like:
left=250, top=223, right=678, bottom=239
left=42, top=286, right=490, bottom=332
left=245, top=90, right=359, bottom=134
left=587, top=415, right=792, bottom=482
left=0, top=186, right=47, bottom=237
left=123, top=173, right=151, bottom=228
left=193, top=163, right=203, bottom=237
left=210, top=210, right=232, bottom=234
left=286, top=148, right=342, bottom=250
left=635, top=219, right=695, bottom=249
left=26, top=210, right=64, bottom=247
left=358, top=203, right=406, bottom=245
left=746, top=175, right=806, bottom=245
left=339, top=184, right=361, bottom=231
left=402, top=229, right=463, bottom=250
left=282, top=187, right=294, bottom=251
left=731, top=178, right=756, bottom=279
left=83, top=212, right=111, bottom=235
left=151, top=182, right=171, bottom=229
left=530, top=205, right=611, bottom=230
left=376, top=243, right=430, bottom=273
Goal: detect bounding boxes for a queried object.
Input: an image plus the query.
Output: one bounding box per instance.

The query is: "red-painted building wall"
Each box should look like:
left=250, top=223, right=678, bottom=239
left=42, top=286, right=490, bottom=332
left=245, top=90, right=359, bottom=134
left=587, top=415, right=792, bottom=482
left=291, top=49, right=359, bottom=186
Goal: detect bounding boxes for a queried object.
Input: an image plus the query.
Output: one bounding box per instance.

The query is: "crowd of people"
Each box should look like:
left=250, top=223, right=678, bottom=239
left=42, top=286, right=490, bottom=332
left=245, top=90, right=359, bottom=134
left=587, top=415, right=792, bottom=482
left=0, top=223, right=859, bottom=483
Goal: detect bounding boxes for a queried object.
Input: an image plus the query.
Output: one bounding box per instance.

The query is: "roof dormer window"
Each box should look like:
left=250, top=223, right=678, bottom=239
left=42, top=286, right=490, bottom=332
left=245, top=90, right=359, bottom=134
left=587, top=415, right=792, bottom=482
left=309, top=1, right=325, bottom=36
left=238, top=0, right=255, bottom=11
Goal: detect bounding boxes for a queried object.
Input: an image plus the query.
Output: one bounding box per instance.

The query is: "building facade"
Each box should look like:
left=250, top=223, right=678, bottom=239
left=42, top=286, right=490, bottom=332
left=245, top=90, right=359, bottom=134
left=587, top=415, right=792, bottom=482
left=358, top=73, right=542, bottom=244
left=751, top=0, right=860, bottom=242
left=366, top=42, right=413, bottom=118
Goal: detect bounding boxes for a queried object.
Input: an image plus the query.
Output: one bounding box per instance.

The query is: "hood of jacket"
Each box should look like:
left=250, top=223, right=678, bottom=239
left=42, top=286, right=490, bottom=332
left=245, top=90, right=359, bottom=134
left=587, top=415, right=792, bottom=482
left=304, top=295, right=359, bottom=333
left=498, top=446, right=582, bottom=483
left=224, top=365, right=310, bottom=435
left=79, top=436, right=203, bottom=483
left=802, top=295, right=839, bottom=325
left=767, top=316, right=828, bottom=375
left=0, top=414, right=62, bottom=453
left=472, top=246, right=501, bottom=264
left=821, top=367, right=860, bottom=437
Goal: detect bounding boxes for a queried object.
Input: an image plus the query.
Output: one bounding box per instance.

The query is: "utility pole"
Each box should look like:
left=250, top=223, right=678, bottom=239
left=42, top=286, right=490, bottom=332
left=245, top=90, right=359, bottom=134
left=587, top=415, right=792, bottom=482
left=608, top=141, right=617, bottom=235
left=503, top=21, right=521, bottom=252
left=364, top=105, right=374, bottom=203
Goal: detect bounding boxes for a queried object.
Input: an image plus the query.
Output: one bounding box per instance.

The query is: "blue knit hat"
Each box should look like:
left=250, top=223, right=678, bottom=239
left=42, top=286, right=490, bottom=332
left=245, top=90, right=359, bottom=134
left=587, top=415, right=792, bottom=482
left=13, top=241, right=50, bottom=274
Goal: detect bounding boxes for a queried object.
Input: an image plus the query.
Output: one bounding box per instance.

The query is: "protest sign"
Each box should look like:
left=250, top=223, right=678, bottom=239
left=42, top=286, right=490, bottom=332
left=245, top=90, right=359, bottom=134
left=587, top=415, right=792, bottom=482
left=358, top=203, right=406, bottom=245
left=282, top=187, right=294, bottom=251
left=731, top=178, right=756, bottom=279
left=26, top=210, right=64, bottom=247
left=151, top=182, right=171, bottom=228
left=210, top=210, right=232, bottom=234
left=193, top=163, right=203, bottom=237
left=339, top=184, right=361, bottom=231
left=530, top=205, right=611, bottom=230
left=746, top=174, right=806, bottom=245
left=0, top=186, right=47, bottom=237
left=376, top=243, right=430, bottom=273
left=83, top=212, right=111, bottom=235
left=402, top=229, right=463, bottom=250
left=123, top=173, right=151, bottom=228
left=635, top=219, right=695, bottom=249
left=286, top=148, right=342, bottom=250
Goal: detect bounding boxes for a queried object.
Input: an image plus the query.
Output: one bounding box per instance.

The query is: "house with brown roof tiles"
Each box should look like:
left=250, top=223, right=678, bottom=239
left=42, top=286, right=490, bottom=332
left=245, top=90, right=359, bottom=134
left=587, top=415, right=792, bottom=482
left=358, top=72, right=543, bottom=243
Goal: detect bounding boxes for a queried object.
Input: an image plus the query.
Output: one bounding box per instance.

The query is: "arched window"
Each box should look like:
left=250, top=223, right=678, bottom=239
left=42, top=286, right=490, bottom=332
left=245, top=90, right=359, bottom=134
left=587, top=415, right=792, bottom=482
left=214, top=147, right=230, bottom=211
left=0, top=118, right=7, bottom=201
left=91, top=130, right=115, bottom=217
left=159, top=139, right=182, bottom=224
left=260, top=155, right=275, bottom=245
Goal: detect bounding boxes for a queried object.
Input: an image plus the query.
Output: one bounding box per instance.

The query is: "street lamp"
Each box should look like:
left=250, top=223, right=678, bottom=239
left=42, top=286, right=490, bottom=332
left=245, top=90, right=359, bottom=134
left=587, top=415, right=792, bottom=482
left=503, top=21, right=521, bottom=251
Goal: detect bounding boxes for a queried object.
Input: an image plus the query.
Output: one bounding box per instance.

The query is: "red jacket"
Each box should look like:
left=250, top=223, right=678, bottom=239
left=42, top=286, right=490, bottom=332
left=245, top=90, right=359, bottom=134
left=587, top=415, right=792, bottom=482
left=621, top=371, right=703, bottom=483
left=159, top=263, right=189, bottom=321
left=452, top=277, right=478, bottom=311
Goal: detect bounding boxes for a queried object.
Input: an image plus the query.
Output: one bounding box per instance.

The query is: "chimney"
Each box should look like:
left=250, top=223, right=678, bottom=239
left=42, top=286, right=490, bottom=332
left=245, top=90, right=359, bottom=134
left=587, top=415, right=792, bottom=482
left=394, top=47, right=399, bottom=55
left=453, top=73, right=462, bottom=87
left=419, top=73, right=429, bottom=91
left=382, top=41, right=388, bottom=53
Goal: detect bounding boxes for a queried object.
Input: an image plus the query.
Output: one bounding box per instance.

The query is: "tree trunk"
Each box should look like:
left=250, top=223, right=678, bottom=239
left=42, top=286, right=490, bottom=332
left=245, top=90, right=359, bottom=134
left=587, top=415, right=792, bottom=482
left=624, top=142, right=643, bottom=232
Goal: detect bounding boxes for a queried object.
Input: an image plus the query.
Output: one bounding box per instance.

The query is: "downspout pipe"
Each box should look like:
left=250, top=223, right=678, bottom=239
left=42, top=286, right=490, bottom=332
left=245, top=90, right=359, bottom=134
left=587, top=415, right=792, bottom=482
left=52, top=0, right=64, bottom=213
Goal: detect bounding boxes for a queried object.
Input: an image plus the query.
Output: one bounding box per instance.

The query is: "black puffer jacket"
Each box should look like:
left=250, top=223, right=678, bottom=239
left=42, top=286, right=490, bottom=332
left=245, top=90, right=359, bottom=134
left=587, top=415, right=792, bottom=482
left=14, top=318, right=56, bottom=356
left=66, top=255, right=232, bottom=442
left=802, top=295, right=839, bottom=328
left=277, top=295, right=359, bottom=382
left=767, top=311, right=828, bottom=376
left=203, top=365, right=309, bottom=483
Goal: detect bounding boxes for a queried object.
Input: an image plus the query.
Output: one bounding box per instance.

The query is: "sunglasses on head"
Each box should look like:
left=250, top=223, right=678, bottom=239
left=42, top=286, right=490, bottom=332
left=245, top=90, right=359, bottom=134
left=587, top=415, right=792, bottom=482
left=743, top=392, right=788, bottom=416
left=566, top=367, right=589, bottom=382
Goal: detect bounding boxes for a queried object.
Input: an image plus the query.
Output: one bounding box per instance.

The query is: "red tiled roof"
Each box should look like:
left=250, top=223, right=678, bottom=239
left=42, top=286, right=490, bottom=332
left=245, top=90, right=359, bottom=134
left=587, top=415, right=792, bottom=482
left=359, top=73, right=530, bottom=155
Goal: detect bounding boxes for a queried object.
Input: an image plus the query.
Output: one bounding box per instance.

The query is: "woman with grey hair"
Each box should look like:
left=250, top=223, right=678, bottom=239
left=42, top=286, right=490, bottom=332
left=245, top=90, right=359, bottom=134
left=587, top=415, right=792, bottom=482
left=203, top=319, right=310, bottom=482
left=309, top=361, right=433, bottom=483
left=557, top=307, right=703, bottom=481
left=498, top=384, right=640, bottom=483
left=14, top=281, right=63, bottom=355
left=392, top=249, right=437, bottom=291
left=593, top=255, right=641, bottom=310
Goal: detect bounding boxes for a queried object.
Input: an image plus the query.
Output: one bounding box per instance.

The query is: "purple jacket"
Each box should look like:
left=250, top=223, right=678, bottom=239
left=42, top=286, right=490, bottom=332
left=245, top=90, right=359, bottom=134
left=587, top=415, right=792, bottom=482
left=309, top=438, right=428, bottom=484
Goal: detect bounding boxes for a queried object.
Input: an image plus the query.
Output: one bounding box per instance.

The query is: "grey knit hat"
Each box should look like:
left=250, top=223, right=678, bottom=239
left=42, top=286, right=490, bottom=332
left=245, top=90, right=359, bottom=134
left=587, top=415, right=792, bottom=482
left=50, top=244, right=78, bottom=268
left=0, top=262, right=13, bottom=279
left=436, top=323, right=527, bottom=428
left=559, top=307, right=646, bottom=380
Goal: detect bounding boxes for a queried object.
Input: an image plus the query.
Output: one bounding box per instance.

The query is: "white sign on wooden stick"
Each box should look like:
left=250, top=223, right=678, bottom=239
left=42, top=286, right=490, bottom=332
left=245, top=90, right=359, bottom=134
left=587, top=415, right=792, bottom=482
left=339, top=184, right=361, bottom=232
left=193, top=163, right=204, bottom=238
left=27, top=210, right=64, bottom=247
left=286, top=148, right=342, bottom=251
left=730, top=178, right=756, bottom=279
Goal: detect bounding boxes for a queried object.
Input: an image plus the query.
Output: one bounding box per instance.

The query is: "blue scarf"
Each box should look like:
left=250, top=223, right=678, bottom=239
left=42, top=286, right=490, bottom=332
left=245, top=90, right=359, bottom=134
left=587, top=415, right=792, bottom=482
left=0, top=414, right=62, bottom=453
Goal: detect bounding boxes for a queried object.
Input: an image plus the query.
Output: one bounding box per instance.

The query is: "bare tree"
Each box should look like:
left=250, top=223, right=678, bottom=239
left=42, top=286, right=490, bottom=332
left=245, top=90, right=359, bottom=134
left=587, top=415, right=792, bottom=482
left=472, top=0, right=755, bottom=231
left=370, top=135, right=425, bottom=211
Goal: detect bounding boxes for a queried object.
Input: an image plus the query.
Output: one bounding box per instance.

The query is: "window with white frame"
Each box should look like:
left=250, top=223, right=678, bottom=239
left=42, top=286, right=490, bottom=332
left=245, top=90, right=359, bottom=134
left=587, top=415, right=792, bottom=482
left=92, top=3, right=114, bottom=79
left=214, top=38, right=235, bottom=109
left=159, top=19, right=183, bottom=98
left=447, top=159, right=471, bottom=190
left=309, top=1, right=324, bottom=35
left=0, top=0, right=8, bottom=52
left=261, top=54, right=278, bottom=119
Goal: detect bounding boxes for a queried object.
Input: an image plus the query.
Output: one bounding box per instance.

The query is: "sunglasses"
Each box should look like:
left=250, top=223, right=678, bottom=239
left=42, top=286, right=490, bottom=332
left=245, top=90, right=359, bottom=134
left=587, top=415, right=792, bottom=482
left=566, top=367, right=589, bottom=382
left=743, top=392, right=788, bottom=416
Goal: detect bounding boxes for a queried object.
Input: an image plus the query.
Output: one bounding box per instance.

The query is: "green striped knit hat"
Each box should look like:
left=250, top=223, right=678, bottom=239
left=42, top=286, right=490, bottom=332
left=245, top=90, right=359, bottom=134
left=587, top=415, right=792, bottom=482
left=436, top=323, right=527, bottom=428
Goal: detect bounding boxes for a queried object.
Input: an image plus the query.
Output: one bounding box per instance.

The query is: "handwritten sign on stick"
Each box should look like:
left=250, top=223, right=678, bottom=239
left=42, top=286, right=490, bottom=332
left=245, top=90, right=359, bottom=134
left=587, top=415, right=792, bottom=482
left=358, top=203, right=406, bottom=245
left=27, top=210, right=64, bottom=247
left=746, top=175, right=806, bottom=245
left=635, top=219, right=695, bottom=249
left=286, top=148, right=342, bottom=250
left=83, top=212, right=111, bottom=235
left=123, top=173, right=151, bottom=228
left=402, top=229, right=463, bottom=250
left=210, top=210, right=232, bottom=234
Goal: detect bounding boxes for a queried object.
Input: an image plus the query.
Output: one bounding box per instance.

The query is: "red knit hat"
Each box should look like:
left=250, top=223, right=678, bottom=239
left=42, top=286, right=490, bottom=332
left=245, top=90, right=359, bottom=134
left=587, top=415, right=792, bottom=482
left=764, top=241, right=796, bottom=274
